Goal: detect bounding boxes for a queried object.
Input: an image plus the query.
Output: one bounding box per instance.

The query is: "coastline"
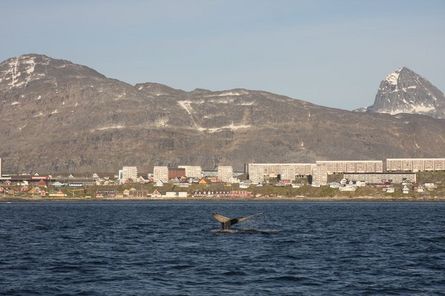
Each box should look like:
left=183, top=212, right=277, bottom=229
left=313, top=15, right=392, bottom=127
left=1, top=196, right=445, bottom=202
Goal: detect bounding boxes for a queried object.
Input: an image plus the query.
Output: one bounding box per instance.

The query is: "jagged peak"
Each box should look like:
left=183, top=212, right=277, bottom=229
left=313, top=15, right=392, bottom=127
left=367, top=66, right=445, bottom=119
left=384, top=69, right=401, bottom=86
left=383, top=66, right=416, bottom=86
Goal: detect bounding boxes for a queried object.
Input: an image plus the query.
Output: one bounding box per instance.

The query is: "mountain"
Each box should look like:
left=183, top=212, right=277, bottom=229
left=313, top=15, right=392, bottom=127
left=1, top=54, right=445, bottom=174
left=367, top=67, right=445, bottom=118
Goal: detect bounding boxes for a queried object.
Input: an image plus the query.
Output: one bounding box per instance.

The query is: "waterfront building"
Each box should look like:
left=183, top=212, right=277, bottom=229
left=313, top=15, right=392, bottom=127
left=118, top=166, right=138, bottom=184
left=153, top=166, right=168, bottom=182
left=315, top=160, right=383, bottom=174
left=386, top=158, right=445, bottom=172
left=178, top=166, right=202, bottom=179
left=247, top=163, right=315, bottom=184
left=217, top=166, right=233, bottom=183
left=164, top=192, right=188, bottom=198
left=49, top=191, right=67, bottom=198
left=151, top=189, right=162, bottom=198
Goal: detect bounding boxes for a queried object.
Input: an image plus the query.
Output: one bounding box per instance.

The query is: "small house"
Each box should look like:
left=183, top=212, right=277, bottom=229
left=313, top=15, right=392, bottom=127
left=387, top=187, right=395, bottom=193
left=151, top=189, right=162, bottom=198
left=424, top=183, right=437, bottom=190
left=339, top=185, right=356, bottom=192
left=37, top=179, right=48, bottom=188
left=402, top=186, right=410, bottom=194
left=198, top=178, right=210, bottom=185
left=51, top=181, right=65, bottom=188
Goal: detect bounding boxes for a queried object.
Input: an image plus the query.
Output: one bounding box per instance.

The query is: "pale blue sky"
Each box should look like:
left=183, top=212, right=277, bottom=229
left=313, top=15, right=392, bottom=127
left=1, top=0, right=444, bottom=109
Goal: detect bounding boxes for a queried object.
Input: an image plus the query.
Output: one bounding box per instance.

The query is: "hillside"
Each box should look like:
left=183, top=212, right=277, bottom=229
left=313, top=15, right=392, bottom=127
left=1, top=54, right=445, bottom=174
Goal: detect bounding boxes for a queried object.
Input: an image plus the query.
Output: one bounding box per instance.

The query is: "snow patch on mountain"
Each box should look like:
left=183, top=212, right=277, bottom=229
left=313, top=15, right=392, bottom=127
left=92, top=125, right=126, bottom=132
left=216, top=91, right=246, bottom=97
left=0, top=55, right=47, bottom=89
left=385, top=70, right=400, bottom=86
left=197, top=123, right=251, bottom=133
left=204, top=90, right=249, bottom=97
left=177, top=100, right=194, bottom=115
left=411, top=104, right=435, bottom=113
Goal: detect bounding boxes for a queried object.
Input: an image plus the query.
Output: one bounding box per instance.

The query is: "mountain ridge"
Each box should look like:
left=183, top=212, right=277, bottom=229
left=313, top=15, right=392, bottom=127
left=1, top=54, right=444, bottom=174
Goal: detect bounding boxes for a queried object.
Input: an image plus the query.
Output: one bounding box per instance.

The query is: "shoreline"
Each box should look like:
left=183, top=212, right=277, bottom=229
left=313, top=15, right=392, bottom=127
left=1, top=196, right=445, bottom=202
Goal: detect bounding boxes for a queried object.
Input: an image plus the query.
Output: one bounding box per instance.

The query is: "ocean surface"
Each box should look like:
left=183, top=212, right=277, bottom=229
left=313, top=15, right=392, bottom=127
left=1, top=201, right=445, bottom=295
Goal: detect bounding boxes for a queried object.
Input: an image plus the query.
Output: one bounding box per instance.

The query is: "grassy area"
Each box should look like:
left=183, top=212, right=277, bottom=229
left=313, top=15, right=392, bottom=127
left=417, top=171, right=445, bottom=184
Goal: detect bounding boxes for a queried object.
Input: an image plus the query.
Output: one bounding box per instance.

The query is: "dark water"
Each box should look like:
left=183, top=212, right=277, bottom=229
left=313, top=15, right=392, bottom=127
left=1, top=201, right=445, bottom=295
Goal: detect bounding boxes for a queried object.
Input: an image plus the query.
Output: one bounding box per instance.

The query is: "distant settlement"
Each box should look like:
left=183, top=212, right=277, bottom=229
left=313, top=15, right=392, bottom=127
left=0, top=157, right=445, bottom=200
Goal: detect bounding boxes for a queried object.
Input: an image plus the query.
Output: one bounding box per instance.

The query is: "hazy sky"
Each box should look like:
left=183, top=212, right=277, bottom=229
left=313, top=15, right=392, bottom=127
left=1, top=0, right=444, bottom=110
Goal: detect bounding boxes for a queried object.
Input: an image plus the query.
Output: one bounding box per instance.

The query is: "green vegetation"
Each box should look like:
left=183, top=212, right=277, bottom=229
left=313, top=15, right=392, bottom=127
left=1, top=171, right=444, bottom=200
left=417, top=171, right=445, bottom=184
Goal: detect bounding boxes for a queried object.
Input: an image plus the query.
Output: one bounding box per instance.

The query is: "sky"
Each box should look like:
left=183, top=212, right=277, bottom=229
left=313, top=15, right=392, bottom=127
left=1, top=0, right=444, bottom=110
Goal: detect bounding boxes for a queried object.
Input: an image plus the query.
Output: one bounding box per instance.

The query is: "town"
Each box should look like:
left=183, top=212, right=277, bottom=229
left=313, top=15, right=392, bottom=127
left=0, top=157, right=444, bottom=200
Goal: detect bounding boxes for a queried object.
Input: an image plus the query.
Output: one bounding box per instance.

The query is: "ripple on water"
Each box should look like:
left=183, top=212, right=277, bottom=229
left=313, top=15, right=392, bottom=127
left=0, top=201, right=445, bottom=295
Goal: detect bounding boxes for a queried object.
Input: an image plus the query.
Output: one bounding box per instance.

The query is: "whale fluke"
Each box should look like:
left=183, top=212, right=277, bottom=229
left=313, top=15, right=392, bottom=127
left=212, top=212, right=262, bottom=230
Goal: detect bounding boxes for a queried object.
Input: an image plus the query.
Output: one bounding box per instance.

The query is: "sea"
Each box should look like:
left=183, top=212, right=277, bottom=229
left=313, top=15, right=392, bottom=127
left=0, top=201, right=444, bottom=295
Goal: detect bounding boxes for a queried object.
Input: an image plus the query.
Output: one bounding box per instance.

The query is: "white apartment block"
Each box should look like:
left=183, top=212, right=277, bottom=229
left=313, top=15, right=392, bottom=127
left=153, top=166, right=169, bottom=182
left=248, top=163, right=315, bottom=183
left=217, top=166, right=233, bottom=183
left=118, top=166, right=138, bottom=183
left=312, top=165, right=328, bottom=186
left=178, top=166, right=202, bottom=179
left=386, top=158, right=445, bottom=172
left=316, top=160, right=383, bottom=174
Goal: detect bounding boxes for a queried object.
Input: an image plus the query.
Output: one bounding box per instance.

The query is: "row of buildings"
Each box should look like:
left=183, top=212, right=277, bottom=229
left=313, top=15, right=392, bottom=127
left=2, top=157, right=445, bottom=187
left=248, top=158, right=445, bottom=185
left=117, top=165, right=235, bottom=184
left=151, top=165, right=234, bottom=183
left=386, top=158, right=445, bottom=172
left=116, top=158, right=445, bottom=186
left=247, top=161, right=384, bottom=185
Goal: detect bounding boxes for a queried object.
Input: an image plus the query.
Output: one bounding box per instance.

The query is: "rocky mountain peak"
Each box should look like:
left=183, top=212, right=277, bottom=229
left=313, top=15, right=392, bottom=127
left=367, top=67, right=445, bottom=118
left=383, top=67, right=402, bottom=86
left=0, top=54, right=105, bottom=92
left=0, top=54, right=51, bottom=90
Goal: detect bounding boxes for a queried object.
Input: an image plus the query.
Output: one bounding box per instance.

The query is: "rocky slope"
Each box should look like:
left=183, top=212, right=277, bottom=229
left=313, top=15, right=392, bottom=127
left=367, top=67, right=445, bottom=118
left=1, top=54, right=445, bottom=174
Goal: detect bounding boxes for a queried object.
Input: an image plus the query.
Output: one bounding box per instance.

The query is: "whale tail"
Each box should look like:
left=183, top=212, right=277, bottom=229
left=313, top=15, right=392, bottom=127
left=212, top=212, right=262, bottom=230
